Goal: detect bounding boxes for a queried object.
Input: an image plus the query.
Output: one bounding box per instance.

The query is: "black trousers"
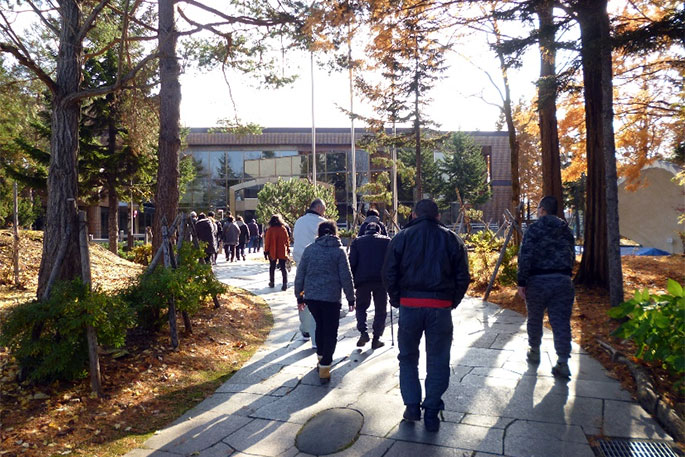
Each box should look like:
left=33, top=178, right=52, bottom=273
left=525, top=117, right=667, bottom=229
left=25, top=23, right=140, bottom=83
left=306, top=300, right=341, bottom=365
left=269, top=259, right=287, bottom=285
left=224, top=244, right=236, bottom=261
left=355, top=282, right=387, bottom=338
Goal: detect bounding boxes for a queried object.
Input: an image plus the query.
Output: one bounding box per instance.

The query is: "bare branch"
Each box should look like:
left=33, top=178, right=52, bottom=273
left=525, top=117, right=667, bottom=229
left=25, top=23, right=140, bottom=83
left=106, top=1, right=158, bottom=33
left=0, top=42, right=56, bottom=93
left=178, top=0, right=295, bottom=27
left=83, top=35, right=157, bottom=60
left=63, top=52, right=159, bottom=104
left=78, top=0, right=112, bottom=42
left=25, top=0, right=59, bottom=35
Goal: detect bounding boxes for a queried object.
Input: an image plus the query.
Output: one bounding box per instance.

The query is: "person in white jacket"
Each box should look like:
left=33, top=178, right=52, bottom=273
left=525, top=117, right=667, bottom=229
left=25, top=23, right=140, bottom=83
left=292, top=198, right=327, bottom=348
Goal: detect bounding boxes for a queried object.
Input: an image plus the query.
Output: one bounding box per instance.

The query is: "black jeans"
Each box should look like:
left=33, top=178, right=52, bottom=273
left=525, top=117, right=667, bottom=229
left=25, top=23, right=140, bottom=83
left=269, top=259, right=287, bottom=285
left=306, top=300, right=341, bottom=365
left=355, top=282, right=387, bottom=337
left=224, top=244, right=236, bottom=261
left=237, top=242, right=246, bottom=259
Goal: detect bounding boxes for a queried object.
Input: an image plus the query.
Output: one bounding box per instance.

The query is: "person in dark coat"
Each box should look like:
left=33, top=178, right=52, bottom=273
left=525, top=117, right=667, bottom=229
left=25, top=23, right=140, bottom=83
left=383, top=199, right=470, bottom=432
left=247, top=218, right=260, bottom=253
left=358, top=208, right=388, bottom=237
left=349, top=222, right=391, bottom=349
left=222, top=216, right=240, bottom=262
left=294, top=220, right=355, bottom=384
left=195, top=213, right=218, bottom=264
left=236, top=216, right=249, bottom=261
left=208, top=211, right=220, bottom=264
left=517, top=195, right=575, bottom=379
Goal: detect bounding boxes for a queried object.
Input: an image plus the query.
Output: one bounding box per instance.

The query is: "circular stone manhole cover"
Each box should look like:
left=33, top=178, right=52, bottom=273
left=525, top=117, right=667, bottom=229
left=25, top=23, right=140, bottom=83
left=296, top=408, right=364, bottom=455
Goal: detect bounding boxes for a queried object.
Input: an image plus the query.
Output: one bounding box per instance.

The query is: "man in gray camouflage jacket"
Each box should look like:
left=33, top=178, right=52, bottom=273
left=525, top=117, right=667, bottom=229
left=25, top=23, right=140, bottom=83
left=517, top=196, right=575, bottom=379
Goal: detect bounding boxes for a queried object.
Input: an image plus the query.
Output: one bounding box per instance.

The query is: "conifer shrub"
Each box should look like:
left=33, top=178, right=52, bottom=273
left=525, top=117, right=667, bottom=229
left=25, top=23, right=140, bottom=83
left=122, top=243, right=226, bottom=330
left=0, top=280, right=133, bottom=382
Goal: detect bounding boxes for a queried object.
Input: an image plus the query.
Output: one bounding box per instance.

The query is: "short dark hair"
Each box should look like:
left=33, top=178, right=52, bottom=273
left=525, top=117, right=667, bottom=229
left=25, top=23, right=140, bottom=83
left=207, top=211, right=215, bottom=218
left=365, top=222, right=380, bottom=235
left=198, top=213, right=207, bottom=220
left=269, top=214, right=284, bottom=227
left=367, top=208, right=379, bottom=217
left=539, top=196, right=558, bottom=216
left=226, top=216, right=234, bottom=223
left=317, top=220, right=338, bottom=237
left=414, top=199, right=439, bottom=219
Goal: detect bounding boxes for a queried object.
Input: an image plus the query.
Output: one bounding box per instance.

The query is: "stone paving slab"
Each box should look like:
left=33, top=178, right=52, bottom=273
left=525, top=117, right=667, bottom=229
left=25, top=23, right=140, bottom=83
left=123, top=251, right=672, bottom=457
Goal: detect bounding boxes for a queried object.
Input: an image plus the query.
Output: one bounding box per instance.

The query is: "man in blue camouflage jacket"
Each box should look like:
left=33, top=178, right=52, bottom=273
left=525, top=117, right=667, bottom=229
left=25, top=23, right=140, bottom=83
left=517, top=196, right=575, bottom=379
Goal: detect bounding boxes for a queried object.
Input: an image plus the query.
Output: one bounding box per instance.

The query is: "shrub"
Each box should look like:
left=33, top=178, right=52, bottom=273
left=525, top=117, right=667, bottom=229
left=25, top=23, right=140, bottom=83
left=0, top=280, right=133, bottom=383
left=464, top=229, right=518, bottom=289
left=608, top=279, right=685, bottom=379
left=131, top=243, right=153, bottom=265
left=123, top=243, right=226, bottom=330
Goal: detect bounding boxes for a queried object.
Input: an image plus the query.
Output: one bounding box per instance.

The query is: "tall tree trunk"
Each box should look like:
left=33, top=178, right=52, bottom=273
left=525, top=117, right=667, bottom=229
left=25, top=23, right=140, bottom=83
left=575, top=0, right=624, bottom=303
left=36, top=0, right=83, bottom=298
left=107, top=117, right=119, bottom=254
left=107, top=178, right=119, bottom=254
left=536, top=0, right=564, bottom=215
left=153, top=0, right=181, bottom=254
left=413, top=50, right=422, bottom=202
left=497, top=54, right=521, bottom=240
left=492, top=16, right=521, bottom=237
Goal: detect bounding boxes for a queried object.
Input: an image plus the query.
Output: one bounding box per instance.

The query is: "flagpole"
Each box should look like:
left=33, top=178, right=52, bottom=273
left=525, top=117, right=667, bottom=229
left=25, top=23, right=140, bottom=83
left=310, top=51, right=317, bottom=187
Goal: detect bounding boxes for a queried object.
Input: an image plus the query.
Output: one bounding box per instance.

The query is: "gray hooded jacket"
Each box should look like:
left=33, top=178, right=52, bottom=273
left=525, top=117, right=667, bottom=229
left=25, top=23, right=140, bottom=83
left=294, top=235, right=355, bottom=304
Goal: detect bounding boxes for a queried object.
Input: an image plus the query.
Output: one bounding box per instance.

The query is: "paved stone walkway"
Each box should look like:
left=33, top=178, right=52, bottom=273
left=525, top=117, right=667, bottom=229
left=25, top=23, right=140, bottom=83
left=125, top=252, right=672, bottom=457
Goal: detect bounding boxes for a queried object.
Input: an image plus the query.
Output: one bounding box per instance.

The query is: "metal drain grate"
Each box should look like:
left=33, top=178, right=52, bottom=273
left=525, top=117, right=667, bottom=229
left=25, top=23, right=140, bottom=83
left=594, top=438, right=681, bottom=457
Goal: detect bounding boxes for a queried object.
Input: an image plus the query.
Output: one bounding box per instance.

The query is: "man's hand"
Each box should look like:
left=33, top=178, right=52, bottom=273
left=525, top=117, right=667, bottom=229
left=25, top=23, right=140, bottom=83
left=348, top=300, right=355, bottom=312
left=297, top=301, right=306, bottom=312
left=517, top=286, right=526, bottom=301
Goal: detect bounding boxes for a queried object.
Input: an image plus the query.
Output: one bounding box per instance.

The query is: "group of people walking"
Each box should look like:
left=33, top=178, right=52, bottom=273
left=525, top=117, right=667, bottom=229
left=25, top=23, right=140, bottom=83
left=219, top=195, right=576, bottom=434
left=192, top=210, right=265, bottom=264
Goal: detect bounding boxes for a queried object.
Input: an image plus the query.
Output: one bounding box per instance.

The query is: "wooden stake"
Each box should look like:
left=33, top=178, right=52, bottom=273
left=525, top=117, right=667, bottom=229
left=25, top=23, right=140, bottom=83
left=484, top=221, right=515, bottom=301
left=162, top=224, right=179, bottom=349
left=79, top=210, right=102, bottom=397
left=12, top=182, right=20, bottom=287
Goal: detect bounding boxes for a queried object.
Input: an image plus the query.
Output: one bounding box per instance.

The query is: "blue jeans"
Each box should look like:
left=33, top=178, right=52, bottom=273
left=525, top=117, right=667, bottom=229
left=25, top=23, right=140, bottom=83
left=249, top=235, right=260, bottom=252
left=398, top=306, right=453, bottom=411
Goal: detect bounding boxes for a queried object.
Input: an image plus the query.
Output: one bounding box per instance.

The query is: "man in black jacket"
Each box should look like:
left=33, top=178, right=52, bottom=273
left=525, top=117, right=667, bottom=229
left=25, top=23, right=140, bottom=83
left=349, top=222, right=391, bottom=349
left=383, top=199, right=470, bottom=433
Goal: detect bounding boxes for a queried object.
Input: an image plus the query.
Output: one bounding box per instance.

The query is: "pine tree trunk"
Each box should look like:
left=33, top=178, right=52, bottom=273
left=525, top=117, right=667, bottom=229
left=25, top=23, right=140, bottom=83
left=107, top=118, right=119, bottom=254
left=497, top=52, right=521, bottom=241
left=575, top=0, right=623, bottom=301
left=414, top=58, right=422, bottom=202
left=153, top=0, right=181, bottom=254
left=36, top=0, right=83, bottom=298
left=107, top=178, right=119, bottom=254
left=536, top=0, right=564, bottom=215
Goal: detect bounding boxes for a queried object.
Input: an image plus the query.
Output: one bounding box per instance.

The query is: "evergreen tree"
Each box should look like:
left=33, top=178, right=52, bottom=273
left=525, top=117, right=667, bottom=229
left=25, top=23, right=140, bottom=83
left=435, top=132, right=492, bottom=209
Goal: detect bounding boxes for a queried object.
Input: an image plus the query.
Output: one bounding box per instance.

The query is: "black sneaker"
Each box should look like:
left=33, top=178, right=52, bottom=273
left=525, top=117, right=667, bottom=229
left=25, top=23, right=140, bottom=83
left=527, top=347, right=541, bottom=364
left=552, top=362, right=571, bottom=379
left=424, top=409, right=441, bottom=432
left=356, top=333, right=370, bottom=347
left=281, top=284, right=287, bottom=291
left=268, top=282, right=274, bottom=288
left=371, top=338, right=385, bottom=350
left=302, top=332, right=310, bottom=339
left=402, top=405, right=421, bottom=422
